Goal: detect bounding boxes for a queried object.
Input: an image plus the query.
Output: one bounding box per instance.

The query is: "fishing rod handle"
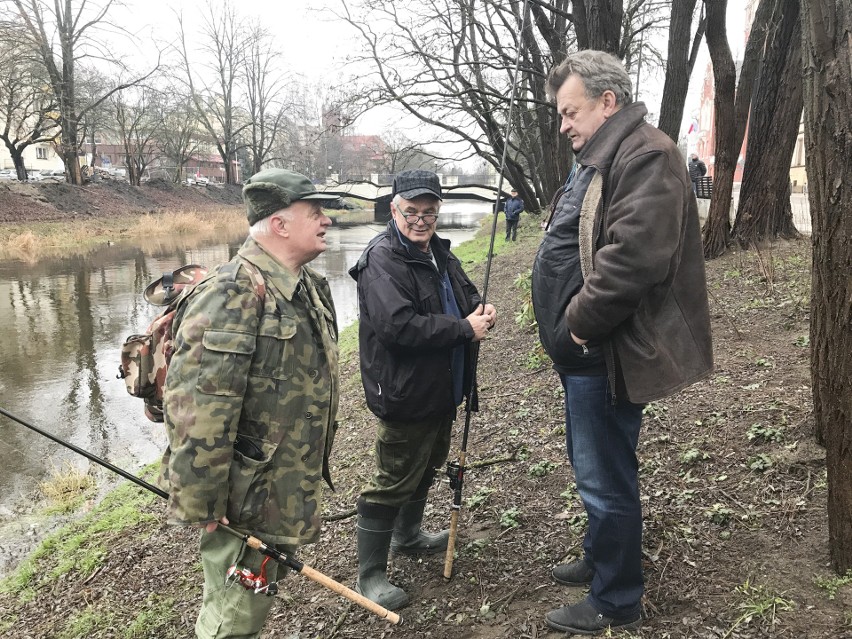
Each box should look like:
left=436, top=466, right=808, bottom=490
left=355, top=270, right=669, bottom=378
left=299, top=564, right=401, bottom=625
left=443, top=509, right=460, bottom=580
left=240, top=531, right=401, bottom=625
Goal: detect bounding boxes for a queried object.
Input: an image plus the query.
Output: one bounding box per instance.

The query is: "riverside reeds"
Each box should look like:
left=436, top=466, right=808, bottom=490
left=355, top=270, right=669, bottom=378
left=1, top=209, right=247, bottom=261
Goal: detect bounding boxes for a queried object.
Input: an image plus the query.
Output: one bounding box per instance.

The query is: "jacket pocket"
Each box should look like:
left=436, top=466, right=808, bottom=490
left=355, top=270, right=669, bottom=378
left=197, top=330, right=255, bottom=396
left=251, top=315, right=298, bottom=379
left=227, top=434, right=278, bottom=528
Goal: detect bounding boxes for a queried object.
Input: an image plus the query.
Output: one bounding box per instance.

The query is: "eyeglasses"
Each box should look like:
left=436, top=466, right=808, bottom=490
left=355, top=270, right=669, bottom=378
left=401, top=212, right=438, bottom=225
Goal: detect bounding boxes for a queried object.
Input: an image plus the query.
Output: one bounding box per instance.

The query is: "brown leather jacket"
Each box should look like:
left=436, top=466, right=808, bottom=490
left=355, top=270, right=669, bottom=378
left=566, top=102, right=713, bottom=403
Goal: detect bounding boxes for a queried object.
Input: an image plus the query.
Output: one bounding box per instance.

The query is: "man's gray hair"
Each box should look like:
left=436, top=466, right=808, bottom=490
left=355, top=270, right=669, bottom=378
left=391, top=193, right=442, bottom=212
left=546, top=50, right=633, bottom=106
left=249, top=207, right=293, bottom=238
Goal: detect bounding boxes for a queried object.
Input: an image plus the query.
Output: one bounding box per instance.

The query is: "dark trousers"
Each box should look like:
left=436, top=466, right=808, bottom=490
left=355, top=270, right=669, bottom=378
left=360, top=416, right=453, bottom=509
left=560, top=373, right=645, bottom=618
left=505, top=218, right=519, bottom=241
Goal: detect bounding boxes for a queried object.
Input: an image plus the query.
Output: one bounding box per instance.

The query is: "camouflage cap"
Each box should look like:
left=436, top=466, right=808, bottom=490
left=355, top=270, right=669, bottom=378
left=143, top=264, right=208, bottom=306
left=243, top=169, right=339, bottom=225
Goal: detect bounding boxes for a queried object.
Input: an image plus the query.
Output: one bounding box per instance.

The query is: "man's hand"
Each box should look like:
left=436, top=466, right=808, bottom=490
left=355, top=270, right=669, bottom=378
left=203, top=516, right=230, bottom=533
left=466, top=304, right=496, bottom=341
left=570, top=332, right=588, bottom=346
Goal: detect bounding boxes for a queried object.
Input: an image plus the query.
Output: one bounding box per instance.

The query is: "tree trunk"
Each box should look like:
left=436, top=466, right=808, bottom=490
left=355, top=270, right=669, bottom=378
left=801, top=0, right=852, bottom=573
left=702, top=0, right=736, bottom=258
left=733, top=0, right=803, bottom=245
left=658, top=0, right=702, bottom=141
left=583, top=0, right=623, bottom=54
left=702, top=0, right=775, bottom=258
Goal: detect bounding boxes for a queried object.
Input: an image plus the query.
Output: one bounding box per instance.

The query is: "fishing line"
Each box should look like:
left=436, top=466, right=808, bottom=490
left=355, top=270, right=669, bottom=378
left=444, top=0, right=532, bottom=580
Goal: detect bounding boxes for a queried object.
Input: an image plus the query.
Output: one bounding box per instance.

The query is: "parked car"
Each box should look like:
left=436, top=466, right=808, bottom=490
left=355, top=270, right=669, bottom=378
left=27, top=171, right=44, bottom=182
left=0, top=169, right=16, bottom=180
left=185, top=175, right=210, bottom=186
left=38, top=169, right=65, bottom=182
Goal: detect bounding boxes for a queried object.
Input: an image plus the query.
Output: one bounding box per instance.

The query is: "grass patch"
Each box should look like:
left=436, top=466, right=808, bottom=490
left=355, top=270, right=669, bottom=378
left=58, top=607, right=117, bottom=639
left=123, top=594, right=181, bottom=638
left=452, top=223, right=506, bottom=266
left=39, top=463, right=97, bottom=514
left=1, top=482, right=157, bottom=600
left=337, top=320, right=360, bottom=358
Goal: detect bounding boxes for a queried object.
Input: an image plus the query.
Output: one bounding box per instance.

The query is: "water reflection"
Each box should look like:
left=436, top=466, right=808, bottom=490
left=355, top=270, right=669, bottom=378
left=0, top=201, right=490, bottom=521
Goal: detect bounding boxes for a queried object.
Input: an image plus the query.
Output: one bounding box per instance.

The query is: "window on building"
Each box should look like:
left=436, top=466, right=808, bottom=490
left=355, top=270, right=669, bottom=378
left=36, top=147, right=48, bottom=160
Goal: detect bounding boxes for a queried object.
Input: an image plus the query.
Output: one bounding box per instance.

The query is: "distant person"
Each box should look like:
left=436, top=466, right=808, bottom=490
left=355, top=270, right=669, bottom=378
left=161, top=168, right=341, bottom=638
left=504, top=188, right=524, bottom=241
left=348, top=169, right=496, bottom=610
left=688, top=153, right=707, bottom=194
left=532, top=50, right=713, bottom=635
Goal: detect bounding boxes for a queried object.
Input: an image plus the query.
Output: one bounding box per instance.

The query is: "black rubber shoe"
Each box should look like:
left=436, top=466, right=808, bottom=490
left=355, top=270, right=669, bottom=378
left=551, top=559, right=595, bottom=586
left=545, top=599, right=642, bottom=635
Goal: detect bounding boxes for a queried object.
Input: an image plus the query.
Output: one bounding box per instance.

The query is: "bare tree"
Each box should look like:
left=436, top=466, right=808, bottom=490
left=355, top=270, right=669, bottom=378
left=732, top=0, right=802, bottom=245
left=337, top=0, right=669, bottom=211
left=176, top=1, right=249, bottom=184
left=0, top=33, right=58, bottom=180
left=380, top=131, right=435, bottom=174
left=702, top=0, right=774, bottom=258
left=76, top=67, right=114, bottom=172
left=112, top=86, right=160, bottom=186
left=8, top=0, right=158, bottom=185
left=242, top=22, right=286, bottom=175
left=802, top=0, right=852, bottom=572
left=156, top=88, right=202, bottom=183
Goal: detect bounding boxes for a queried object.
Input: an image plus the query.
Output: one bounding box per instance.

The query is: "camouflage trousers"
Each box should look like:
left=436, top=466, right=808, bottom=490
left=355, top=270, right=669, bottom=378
left=360, top=415, right=454, bottom=508
left=195, top=530, right=296, bottom=639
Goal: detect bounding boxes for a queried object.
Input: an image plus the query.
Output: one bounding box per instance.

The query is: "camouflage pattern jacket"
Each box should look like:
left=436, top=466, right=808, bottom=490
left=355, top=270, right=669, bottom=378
left=160, top=237, right=339, bottom=547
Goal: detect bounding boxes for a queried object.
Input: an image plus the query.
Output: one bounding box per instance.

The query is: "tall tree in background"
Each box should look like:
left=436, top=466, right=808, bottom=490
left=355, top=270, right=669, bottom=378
left=657, top=0, right=706, bottom=141
left=337, top=0, right=662, bottom=210
left=0, top=33, right=58, bottom=180
left=801, top=0, right=852, bottom=572
left=112, top=86, right=160, bottom=186
left=177, top=1, right=248, bottom=185
left=242, top=22, right=286, bottom=175
left=733, top=0, right=802, bottom=245
left=9, top=0, right=157, bottom=185
left=702, top=0, right=774, bottom=258
left=156, top=88, right=202, bottom=183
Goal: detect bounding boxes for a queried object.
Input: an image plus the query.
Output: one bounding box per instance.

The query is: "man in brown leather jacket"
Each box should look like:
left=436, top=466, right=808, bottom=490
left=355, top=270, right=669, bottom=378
left=532, top=50, right=713, bottom=636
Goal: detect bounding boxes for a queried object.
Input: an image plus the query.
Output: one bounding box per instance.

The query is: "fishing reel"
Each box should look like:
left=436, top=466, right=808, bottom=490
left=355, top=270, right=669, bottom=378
left=445, top=460, right=462, bottom=491
left=226, top=556, right=279, bottom=596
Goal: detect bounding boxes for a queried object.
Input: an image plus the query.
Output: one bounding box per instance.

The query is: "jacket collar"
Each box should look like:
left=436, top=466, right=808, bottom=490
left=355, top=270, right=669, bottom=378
left=237, top=236, right=301, bottom=301
left=575, top=102, right=648, bottom=170
left=386, top=220, right=452, bottom=272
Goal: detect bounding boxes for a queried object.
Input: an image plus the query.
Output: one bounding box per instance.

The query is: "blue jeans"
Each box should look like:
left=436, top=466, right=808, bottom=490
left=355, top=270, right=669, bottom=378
left=560, top=374, right=645, bottom=618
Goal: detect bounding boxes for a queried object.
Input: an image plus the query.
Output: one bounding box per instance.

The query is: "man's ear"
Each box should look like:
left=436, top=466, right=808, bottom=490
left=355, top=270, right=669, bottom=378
left=602, top=90, right=619, bottom=117
left=271, top=214, right=289, bottom=237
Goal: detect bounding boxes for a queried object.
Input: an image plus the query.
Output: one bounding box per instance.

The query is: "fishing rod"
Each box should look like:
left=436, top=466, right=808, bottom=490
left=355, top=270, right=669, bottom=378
left=0, top=406, right=401, bottom=626
left=443, top=0, right=532, bottom=580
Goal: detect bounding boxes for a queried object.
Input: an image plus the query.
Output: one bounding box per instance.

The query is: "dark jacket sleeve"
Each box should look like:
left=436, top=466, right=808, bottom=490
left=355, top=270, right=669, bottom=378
left=566, top=150, right=686, bottom=340
left=359, top=247, right=474, bottom=353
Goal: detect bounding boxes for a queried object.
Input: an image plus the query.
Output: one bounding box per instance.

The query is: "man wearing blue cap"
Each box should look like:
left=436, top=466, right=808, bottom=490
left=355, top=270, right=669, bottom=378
left=348, top=169, right=496, bottom=610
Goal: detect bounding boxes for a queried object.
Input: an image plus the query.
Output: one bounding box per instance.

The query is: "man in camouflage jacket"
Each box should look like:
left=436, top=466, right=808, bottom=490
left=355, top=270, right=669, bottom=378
left=161, top=168, right=340, bottom=639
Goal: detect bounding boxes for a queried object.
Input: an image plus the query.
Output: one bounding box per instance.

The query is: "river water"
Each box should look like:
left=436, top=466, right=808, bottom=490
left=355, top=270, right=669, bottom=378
left=0, top=202, right=489, bottom=521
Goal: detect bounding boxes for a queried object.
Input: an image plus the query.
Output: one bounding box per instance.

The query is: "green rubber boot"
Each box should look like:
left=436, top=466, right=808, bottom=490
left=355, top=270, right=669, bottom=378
left=355, top=516, right=409, bottom=611
left=391, top=497, right=449, bottom=555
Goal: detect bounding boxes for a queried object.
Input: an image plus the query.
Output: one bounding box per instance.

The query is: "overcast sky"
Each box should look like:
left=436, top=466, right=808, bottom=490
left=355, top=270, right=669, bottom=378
left=110, top=0, right=746, bottom=144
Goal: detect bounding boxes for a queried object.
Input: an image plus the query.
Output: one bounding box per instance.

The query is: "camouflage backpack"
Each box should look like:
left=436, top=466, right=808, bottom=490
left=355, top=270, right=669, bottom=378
left=117, top=261, right=265, bottom=422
